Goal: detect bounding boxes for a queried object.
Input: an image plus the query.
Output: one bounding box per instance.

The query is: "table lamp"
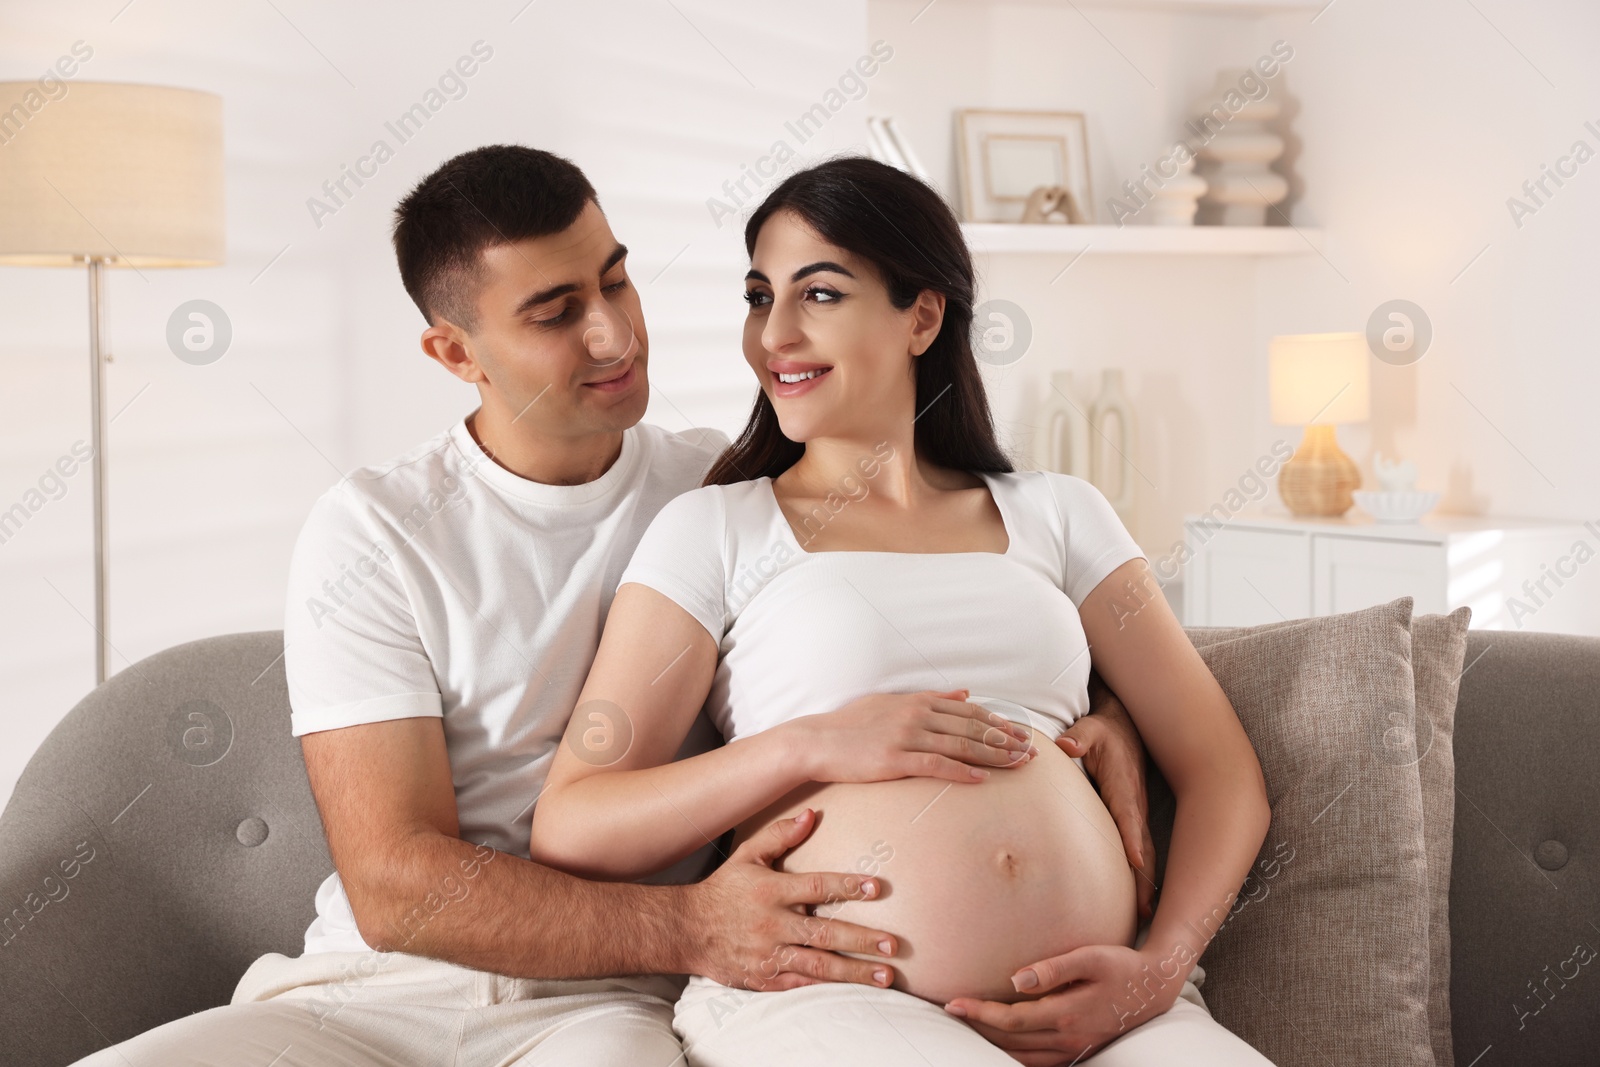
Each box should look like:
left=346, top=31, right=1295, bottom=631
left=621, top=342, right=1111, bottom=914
left=1269, top=332, right=1370, bottom=517
left=0, top=82, right=225, bottom=683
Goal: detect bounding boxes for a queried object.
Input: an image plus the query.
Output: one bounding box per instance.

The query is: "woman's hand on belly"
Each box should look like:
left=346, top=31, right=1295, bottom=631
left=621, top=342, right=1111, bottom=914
left=782, top=687, right=1038, bottom=785
left=944, top=942, right=1185, bottom=1063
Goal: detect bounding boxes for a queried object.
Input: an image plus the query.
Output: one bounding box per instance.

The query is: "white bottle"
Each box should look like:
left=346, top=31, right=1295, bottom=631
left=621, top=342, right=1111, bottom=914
left=1089, top=369, right=1136, bottom=523
left=1032, top=370, right=1092, bottom=481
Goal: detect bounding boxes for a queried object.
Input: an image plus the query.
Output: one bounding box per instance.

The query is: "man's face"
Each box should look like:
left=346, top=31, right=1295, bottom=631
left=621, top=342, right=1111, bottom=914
left=438, top=201, right=650, bottom=440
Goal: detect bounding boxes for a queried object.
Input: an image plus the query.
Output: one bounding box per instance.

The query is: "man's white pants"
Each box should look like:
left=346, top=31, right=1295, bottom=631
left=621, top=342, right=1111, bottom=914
left=674, top=971, right=1278, bottom=1066
left=69, top=949, right=687, bottom=1066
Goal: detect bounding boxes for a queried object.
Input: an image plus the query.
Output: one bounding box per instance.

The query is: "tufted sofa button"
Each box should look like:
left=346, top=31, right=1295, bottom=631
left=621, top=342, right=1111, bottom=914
left=236, top=817, right=270, bottom=848
left=1534, top=839, right=1568, bottom=871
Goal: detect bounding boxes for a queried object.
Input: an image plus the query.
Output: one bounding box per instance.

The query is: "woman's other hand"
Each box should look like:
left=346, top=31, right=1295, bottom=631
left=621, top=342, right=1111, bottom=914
left=1057, top=676, right=1158, bottom=922
left=787, top=688, right=1036, bottom=785
left=944, top=943, right=1183, bottom=1064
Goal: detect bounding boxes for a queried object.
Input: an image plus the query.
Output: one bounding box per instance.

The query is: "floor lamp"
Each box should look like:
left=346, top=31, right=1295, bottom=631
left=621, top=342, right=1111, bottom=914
left=0, top=83, right=225, bottom=684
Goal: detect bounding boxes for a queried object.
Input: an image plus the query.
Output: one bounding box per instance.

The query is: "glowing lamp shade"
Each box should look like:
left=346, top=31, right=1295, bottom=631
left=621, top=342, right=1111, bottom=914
left=0, top=82, right=223, bottom=266
left=1269, top=332, right=1371, bottom=426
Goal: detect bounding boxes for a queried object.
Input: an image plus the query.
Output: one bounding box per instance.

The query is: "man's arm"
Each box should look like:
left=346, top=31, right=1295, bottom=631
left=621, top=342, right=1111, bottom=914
left=300, top=714, right=899, bottom=989
left=1055, top=669, right=1157, bottom=922
left=286, top=488, right=898, bottom=989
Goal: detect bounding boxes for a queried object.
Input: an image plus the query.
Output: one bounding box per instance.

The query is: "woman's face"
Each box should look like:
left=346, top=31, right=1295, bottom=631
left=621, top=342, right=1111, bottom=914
left=742, top=209, right=943, bottom=445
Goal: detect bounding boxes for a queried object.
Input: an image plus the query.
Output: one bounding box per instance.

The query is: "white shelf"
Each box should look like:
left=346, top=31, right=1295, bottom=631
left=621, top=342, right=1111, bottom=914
left=961, top=223, right=1324, bottom=256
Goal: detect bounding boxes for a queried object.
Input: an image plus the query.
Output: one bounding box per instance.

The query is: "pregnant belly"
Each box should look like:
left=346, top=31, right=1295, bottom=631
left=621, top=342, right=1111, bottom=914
left=733, top=733, right=1138, bottom=1005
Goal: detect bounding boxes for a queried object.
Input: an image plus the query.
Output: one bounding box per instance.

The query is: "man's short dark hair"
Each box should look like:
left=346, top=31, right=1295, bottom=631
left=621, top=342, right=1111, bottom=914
left=393, top=144, right=598, bottom=330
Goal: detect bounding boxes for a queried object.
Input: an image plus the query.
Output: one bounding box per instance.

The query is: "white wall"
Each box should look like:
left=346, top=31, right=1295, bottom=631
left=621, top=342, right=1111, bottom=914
left=0, top=0, right=872, bottom=806
left=1253, top=0, right=1600, bottom=521
left=868, top=0, right=1600, bottom=621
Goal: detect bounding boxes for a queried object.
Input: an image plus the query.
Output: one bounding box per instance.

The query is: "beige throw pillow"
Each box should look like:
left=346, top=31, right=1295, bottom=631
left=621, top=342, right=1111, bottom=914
left=1148, top=598, right=1434, bottom=1066
left=1409, top=608, right=1472, bottom=1067
left=1184, top=605, right=1472, bottom=1067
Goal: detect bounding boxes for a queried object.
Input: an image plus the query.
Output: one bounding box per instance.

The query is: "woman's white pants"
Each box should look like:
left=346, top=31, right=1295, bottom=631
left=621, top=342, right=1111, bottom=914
left=674, top=969, right=1277, bottom=1066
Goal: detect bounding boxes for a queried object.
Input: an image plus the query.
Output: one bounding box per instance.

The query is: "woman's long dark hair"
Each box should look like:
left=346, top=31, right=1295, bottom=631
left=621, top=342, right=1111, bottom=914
left=703, top=156, right=1013, bottom=487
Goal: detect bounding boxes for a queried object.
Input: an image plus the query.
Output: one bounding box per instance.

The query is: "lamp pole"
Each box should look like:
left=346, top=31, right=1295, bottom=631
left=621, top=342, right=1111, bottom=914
left=86, top=256, right=111, bottom=684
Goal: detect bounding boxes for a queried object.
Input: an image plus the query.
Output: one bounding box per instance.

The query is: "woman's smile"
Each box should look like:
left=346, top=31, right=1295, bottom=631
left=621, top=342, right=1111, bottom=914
left=768, top=359, right=834, bottom=398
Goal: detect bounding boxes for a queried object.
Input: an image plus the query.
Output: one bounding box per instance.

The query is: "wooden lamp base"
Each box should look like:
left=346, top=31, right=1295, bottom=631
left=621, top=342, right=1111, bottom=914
left=1278, top=424, right=1360, bottom=517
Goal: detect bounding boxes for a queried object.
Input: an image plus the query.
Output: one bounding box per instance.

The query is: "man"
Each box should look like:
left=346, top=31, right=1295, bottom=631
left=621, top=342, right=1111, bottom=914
left=75, top=144, right=1154, bottom=1065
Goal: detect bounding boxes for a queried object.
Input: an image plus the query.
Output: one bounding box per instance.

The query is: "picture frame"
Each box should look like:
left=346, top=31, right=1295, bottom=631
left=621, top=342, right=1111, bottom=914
left=955, top=108, right=1093, bottom=224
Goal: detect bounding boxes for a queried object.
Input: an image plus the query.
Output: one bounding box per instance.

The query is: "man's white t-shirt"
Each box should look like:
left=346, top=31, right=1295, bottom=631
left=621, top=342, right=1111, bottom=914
left=283, top=416, right=728, bottom=955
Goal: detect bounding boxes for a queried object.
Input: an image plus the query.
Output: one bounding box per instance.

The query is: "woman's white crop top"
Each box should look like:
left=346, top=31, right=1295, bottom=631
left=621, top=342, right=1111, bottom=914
left=616, top=469, right=1146, bottom=745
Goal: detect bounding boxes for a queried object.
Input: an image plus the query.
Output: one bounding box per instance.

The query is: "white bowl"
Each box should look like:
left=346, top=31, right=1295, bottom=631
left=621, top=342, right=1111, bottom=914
left=1353, top=490, right=1441, bottom=524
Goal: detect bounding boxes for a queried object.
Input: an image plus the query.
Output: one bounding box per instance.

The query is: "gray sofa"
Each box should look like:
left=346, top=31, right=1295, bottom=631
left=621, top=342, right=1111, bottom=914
left=2, top=628, right=1596, bottom=1066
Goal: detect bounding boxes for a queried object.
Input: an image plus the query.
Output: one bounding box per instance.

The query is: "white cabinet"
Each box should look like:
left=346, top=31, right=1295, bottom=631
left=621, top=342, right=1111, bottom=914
left=1312, top=535, right=1448, bottom=617
left=1181, top=512, right=1598, bottom=634
left=1183, top=526, right=1310, bottom=624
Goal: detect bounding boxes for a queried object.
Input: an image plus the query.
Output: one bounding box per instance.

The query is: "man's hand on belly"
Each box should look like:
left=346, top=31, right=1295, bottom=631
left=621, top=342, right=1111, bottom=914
left=943, top=943, right=1182, bottom=1065
left=683, top=808, right=900, bottom=992
left=1056, top=674, right=1158, bottom=922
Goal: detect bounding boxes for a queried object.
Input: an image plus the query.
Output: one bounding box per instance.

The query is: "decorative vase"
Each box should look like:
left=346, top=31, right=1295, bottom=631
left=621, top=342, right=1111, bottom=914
left=1033, top=370, right=1092, bottom=481
left=1192, top=69, right=1290, bottom=226
left=1148, top=151, right=1207, bottom=226
left=1089, top=369, right=1136, bottom=523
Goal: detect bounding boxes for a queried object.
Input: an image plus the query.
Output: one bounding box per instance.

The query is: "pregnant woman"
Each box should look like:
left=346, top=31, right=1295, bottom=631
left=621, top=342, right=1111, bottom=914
left=529, top=157, right=1274, bottom=1066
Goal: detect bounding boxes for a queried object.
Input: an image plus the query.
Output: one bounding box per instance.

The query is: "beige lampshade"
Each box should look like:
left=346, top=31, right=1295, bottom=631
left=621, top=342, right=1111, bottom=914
left=0, top=81, right=224, bottom=267
left=1269, top=332, right=1370, bottom=425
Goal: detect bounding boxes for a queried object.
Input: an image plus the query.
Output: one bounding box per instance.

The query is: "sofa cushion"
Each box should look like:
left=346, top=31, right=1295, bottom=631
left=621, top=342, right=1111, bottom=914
left=1166, top=598, right=1434, bottom=1066
left=0, top=632, right=333, bottom=1067
left=1447, top=628, right=1600, bottom=1065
